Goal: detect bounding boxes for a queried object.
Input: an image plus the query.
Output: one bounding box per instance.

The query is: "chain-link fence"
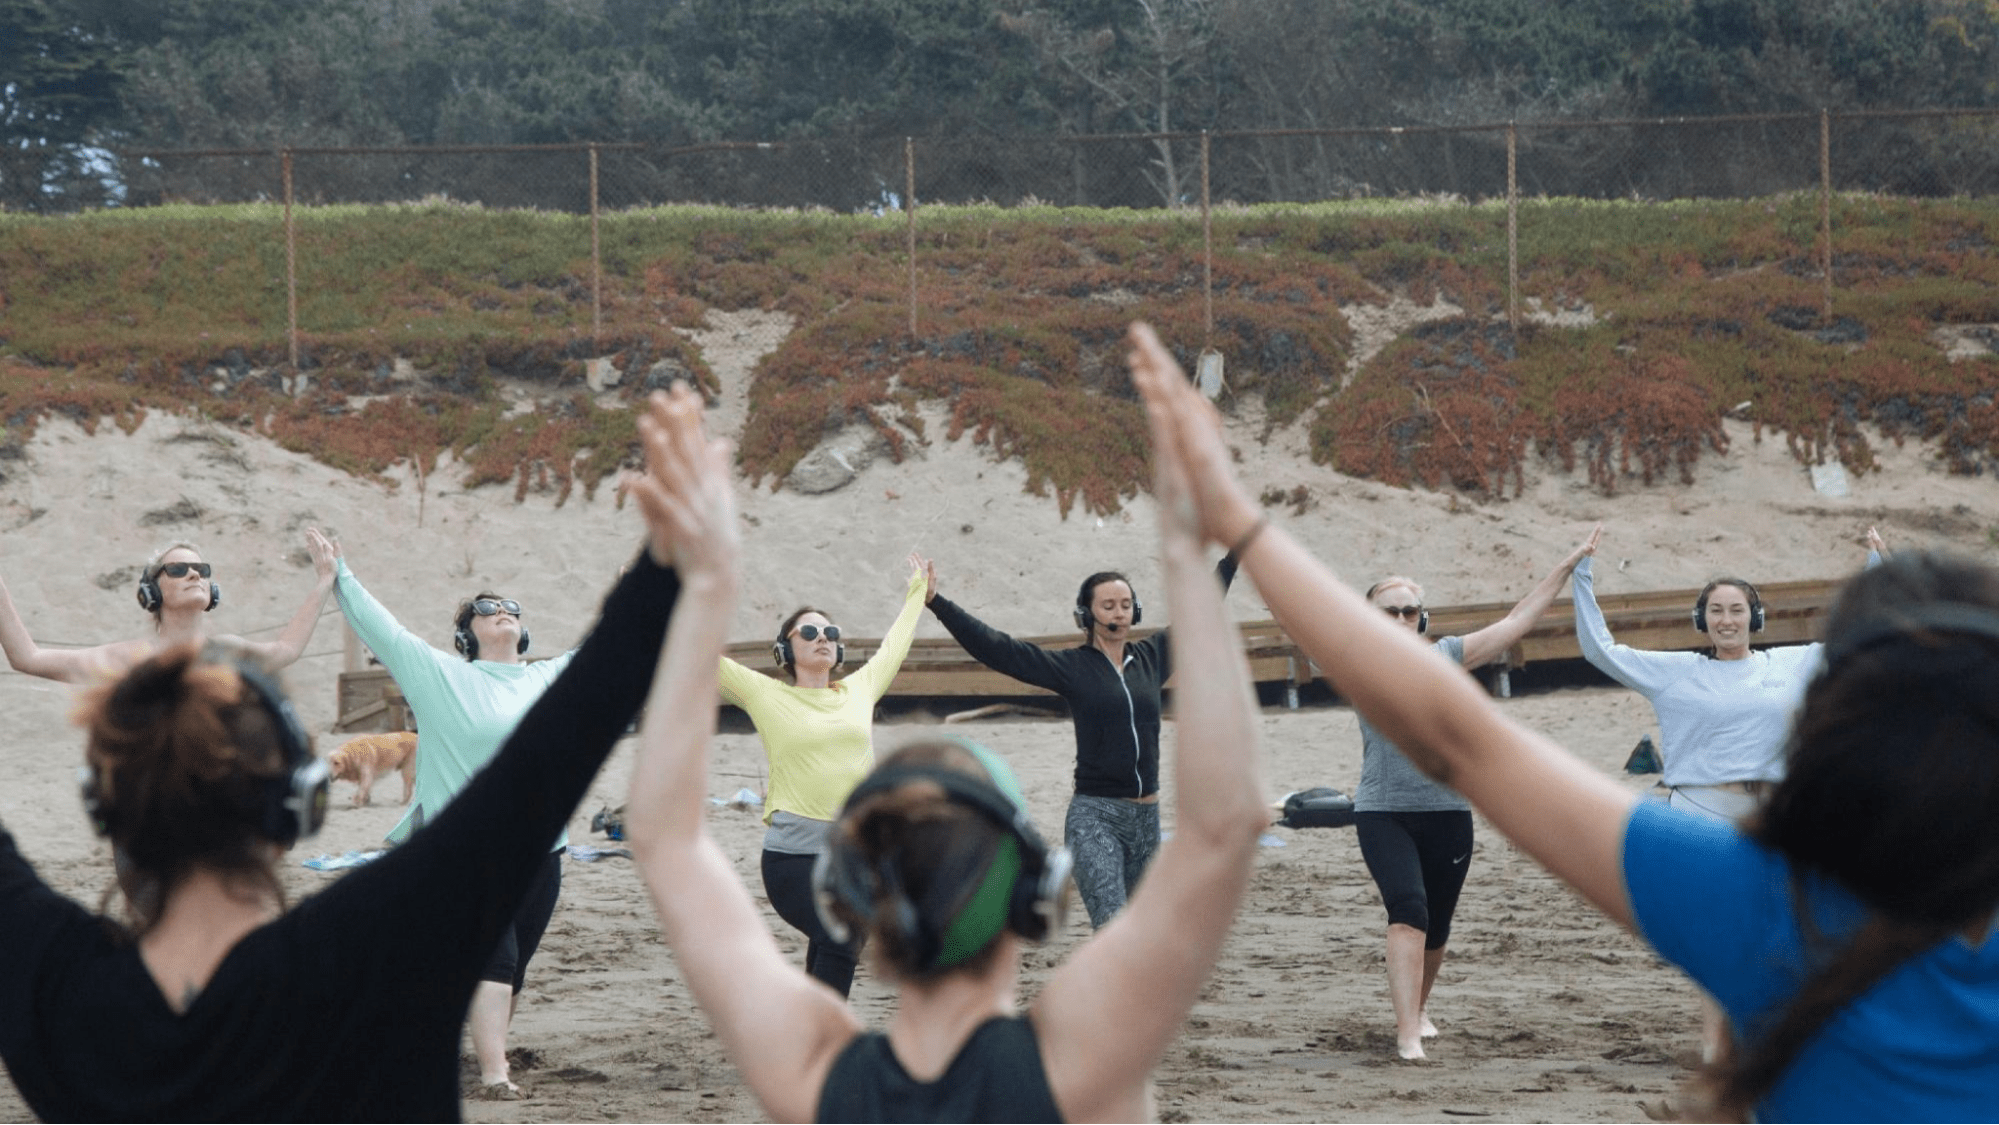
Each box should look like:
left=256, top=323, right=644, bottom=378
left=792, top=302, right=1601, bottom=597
left=109, top=108, right=1999, bottom=361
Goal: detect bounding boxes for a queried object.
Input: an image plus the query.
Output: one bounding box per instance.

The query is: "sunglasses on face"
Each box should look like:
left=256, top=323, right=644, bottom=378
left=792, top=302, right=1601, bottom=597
left=1381, top=605, right=1424, bottom=621
left=157, top=562, right=213, bottom=579
left=471, top=598, right=523, bottom=617
left=794, top=623, right=841, bottom=643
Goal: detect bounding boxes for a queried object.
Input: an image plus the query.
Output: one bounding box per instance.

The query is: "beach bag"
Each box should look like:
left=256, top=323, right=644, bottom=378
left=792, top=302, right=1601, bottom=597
left=1277, top=787, right=1356, bottom=829
left=1624, top=735, right=1662, bottom=776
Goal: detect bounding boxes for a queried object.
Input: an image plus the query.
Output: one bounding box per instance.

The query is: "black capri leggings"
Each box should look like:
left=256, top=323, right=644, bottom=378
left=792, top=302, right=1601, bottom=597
left=1354, top=810, right=1474, bottom=950
left=480, top=847, right=563, bottom=993
left=761, top=849, right=863, bottom=998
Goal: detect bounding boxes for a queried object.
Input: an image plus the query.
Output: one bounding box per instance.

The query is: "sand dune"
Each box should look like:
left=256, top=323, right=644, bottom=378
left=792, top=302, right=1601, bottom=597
left=1, top=313, right=1991, bottom=1121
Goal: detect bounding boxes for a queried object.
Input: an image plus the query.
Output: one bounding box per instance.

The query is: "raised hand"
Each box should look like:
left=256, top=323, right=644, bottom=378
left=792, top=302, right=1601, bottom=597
left=1568, top=524, right=1603, bottom=566
left=305, top=527, right=342, bottom=579
left=912, top=552, right=938, bottom=603
left=1125, top=323, right=1261, bottom=550
left=625, top=385, right=738, bottom=580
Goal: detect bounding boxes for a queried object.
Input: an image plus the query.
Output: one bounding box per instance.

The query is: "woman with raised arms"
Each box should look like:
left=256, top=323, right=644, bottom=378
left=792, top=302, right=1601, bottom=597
left=716, top=551, right=930, bottom=997
left=327, top=530, right=580, bottom=1096
left=0, top=532, right=338, bottom=682
left=1352, top=532, right=1597, bottom=1060
left=0, top=395, right=688, bottom=1119
left=1130, top=320, right=1996, bottom=1120
left=1573, top=523, right=1884, bottom=1060
left=920, top=552, right=1237, bottom=929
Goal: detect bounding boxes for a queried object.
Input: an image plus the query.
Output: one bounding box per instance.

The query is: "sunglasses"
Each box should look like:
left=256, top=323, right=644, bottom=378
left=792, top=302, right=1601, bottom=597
left=157, top=562, right=213, bottom=579
left=1380, top=605, right=1424, bottom=620
left=794, top=623, right=841, bottom=643
left=471, top=598, right=523, bottom=617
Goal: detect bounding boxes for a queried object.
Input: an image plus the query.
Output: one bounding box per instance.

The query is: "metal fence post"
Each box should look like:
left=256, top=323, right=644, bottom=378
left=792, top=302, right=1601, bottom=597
left=282, top=148, right=299, bottom=371
left=906, top=137, right=917, bottom=341
left=1506, top=123, right=1519, bottom=331
left=589, top=144, right=602, bottom=344
left=1201, top=130, right=1213, bottom=348
left=1820, top=108, right=1833, bottom=323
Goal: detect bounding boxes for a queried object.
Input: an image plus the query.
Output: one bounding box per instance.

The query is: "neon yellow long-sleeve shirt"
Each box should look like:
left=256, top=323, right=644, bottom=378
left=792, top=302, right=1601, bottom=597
left=719, top=568, right=926, bottom=824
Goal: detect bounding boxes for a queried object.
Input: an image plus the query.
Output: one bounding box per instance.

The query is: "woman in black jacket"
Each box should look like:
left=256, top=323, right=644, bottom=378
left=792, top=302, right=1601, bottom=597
left=921, top=554, right=1237, bottom=927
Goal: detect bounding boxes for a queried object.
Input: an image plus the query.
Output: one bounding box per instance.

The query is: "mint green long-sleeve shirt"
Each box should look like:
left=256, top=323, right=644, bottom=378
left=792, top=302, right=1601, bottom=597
left=334, top=560, right=576, bottom=847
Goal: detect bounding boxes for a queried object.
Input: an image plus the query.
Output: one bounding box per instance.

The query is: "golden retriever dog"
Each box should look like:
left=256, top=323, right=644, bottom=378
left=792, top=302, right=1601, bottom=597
left=325, top=731, right=418, bottom=808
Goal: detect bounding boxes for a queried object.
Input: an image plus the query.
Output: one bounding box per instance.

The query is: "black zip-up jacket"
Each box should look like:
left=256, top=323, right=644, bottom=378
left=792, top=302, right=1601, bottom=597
left=925, top=556, right=1237, bottom=800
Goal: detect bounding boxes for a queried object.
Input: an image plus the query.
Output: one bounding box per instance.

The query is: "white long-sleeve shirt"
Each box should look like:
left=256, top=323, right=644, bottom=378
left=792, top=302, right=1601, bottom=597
left=1572, top=557, right=1822, bottom=788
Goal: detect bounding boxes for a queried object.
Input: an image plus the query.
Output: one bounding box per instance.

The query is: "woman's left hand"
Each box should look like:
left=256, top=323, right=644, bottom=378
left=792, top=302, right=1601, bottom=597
left=911, top=552, right=937, bottom=603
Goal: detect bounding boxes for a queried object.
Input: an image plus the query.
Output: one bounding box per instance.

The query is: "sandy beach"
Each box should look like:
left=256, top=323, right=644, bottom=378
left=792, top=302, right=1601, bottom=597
left=1, top=310, right=1992, bottom=1122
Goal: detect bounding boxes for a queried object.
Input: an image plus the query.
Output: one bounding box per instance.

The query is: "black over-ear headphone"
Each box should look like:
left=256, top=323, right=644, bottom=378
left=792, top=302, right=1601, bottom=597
left=454, top=611, right=531, bottom=660
left=1364, top=579, right=1428, bottom=634
left=136, top=565, right=221, bottom=614
left=1073, top=574, right=1142, bottom=632
left=812, top=741, right=1072, bottom=973
left=79, top=658, right=327, bottom=847
left=1693, top=578, right=1765, bottom=634
left=773, top=622, right=844, bottom=671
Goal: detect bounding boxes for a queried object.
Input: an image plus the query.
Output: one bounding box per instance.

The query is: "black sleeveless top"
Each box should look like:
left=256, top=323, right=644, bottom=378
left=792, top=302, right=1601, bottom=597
left=816, top=1015, right=1064, bottom=1123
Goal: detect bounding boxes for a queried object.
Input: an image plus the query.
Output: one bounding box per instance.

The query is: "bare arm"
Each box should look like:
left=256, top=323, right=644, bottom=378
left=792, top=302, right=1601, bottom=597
left=229, top=529, right=338, bottom=670
left=1124, top=322, right=1638, bottom=929
left=622, top=387, right=858, bottom=1123
left=0, top=572, right=143, bottom=683
left=1457, top=524, right=1601, bottom=669
left=1034, top=327, right=1269, bottom=1123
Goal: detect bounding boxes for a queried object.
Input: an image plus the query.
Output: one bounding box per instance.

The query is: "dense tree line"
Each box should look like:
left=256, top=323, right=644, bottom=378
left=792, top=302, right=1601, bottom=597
left=5, top=0, right=1999, bottom=211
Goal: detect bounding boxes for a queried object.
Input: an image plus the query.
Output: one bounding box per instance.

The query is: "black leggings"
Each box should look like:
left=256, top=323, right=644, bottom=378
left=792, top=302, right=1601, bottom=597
left=761, top=849, right=862, bottom=998
left=1354, top=810, right=1473, bottom=951
left=480, top=848, right=563, bottom=992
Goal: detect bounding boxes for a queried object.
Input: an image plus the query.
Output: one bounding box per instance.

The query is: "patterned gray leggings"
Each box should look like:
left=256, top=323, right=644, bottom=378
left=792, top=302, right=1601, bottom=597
left=1064, top=793, right=1161, bottom=928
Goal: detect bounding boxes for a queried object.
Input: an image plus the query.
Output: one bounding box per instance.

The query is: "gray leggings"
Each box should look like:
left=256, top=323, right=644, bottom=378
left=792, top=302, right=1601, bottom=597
left=1064, top=793, right=1161, bottom=928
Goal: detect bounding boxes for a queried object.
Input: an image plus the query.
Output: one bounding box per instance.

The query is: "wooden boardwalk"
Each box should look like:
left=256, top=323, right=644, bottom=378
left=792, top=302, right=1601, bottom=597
left=334, top=578, right=1847, bottom=730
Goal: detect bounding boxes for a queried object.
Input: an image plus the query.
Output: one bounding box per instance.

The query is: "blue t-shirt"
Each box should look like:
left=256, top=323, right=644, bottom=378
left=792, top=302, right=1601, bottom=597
left=1622, top=800, right=1999, bottom=1121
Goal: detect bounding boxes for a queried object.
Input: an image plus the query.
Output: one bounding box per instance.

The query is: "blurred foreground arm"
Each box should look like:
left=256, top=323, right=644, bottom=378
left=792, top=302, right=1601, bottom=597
left=621, top=387, right=857, bottom=1123
left=1122, top=322, right=1637, bottom=928
left=1034, top=326, right=1270, bottom=1122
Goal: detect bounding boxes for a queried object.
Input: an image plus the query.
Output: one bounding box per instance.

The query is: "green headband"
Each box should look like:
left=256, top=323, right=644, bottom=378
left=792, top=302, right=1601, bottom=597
left=933, top=735, right=1029, bottom=968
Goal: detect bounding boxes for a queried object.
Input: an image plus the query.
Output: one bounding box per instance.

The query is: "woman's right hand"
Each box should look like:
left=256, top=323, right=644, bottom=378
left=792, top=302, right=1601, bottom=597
left=914, top=553, right=938, bottom=603
left=305, top=527, right=342, bottom=579
left=1567, top=523, right=1603, bottom=567
left=627, top=385, right=738, bottom=581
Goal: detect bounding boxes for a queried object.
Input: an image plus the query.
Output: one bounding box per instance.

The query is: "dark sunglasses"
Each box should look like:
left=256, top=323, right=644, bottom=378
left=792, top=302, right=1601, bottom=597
left=1381, top=605, right=1424, bottom=620
left=794, top=623, right=841, bottom=643
left=471, top=598, right=523, bottom=617
left=157, top=562, right=213, bottom=579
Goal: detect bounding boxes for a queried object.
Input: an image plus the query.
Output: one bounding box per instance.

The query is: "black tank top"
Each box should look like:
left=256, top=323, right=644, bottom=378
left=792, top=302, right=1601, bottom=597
left=816, top=1015, right=1064, bottom=1123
